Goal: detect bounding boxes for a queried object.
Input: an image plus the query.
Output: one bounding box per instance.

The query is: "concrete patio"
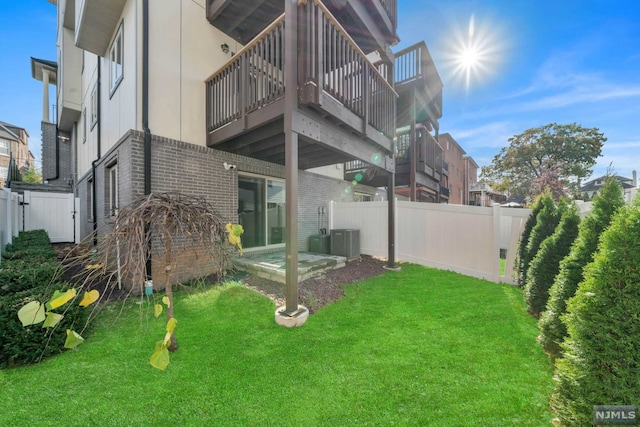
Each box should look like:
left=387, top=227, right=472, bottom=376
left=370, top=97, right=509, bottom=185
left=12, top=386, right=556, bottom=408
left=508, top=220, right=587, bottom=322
left=233, top=251, right=347, bottom=283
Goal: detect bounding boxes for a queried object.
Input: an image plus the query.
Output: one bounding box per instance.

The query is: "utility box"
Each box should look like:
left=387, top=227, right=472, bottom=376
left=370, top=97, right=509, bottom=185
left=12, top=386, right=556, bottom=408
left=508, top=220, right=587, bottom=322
left=309, top=234, right=331, bottom=254
left=330, top=229, right=360, bottom=260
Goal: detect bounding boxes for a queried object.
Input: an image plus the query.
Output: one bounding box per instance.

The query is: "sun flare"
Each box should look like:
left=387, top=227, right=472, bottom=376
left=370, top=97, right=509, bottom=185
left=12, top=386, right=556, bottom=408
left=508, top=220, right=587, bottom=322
left=443, top=14, right=503, bottom=91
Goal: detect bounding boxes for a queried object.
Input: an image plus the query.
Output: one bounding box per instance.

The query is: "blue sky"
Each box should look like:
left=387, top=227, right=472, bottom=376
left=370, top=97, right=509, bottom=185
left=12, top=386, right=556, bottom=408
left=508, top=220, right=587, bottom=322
left=396, top=0, right=640, bottom=179
left=1, top=1, right=639, bottom=180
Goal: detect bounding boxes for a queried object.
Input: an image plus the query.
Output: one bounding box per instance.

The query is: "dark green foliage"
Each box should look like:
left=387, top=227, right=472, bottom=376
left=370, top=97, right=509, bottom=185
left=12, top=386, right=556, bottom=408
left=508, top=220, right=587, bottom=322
left=524, top=201, right=580, bottom=318
left=538, top=178, right=624, bottom=361
left=520, top=193, right=557, bottom=287
left=551, top=202, right=640, bottom=426
left=0, top=230, right=89, bottom=368
left=0, top=260, right=61, bottom=296
left=2, top=229, right=55, bottom=262
left=516, top=196, right=545, bottom=287
left=0, top=282, right=90, bottom=368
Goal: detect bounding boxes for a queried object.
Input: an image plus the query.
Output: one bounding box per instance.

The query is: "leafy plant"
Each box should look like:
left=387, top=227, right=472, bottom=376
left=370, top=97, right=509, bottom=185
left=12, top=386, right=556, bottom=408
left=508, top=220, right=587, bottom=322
left=538, top=177, right=624, bottom=361
left=551, top=202, right=640, bottom=426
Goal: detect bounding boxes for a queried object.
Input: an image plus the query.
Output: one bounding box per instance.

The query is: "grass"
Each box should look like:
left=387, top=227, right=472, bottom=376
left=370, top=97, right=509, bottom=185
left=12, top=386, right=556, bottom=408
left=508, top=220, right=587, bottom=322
left=0, top=264, right=554, bottom=426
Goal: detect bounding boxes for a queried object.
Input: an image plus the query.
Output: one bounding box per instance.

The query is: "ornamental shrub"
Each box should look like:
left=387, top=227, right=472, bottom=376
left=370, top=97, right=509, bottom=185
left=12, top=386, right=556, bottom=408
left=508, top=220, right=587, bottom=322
left=538, top=177, right=624, bottom=361
left=520, top=193, right=557, bottom=288
left=0, top=260, right=61, bottom=296
left=524, top=201, right=580, bottom=318
left=551, top=201, right=640, bottom=426
left=516, top=195, right=546, bottom=287
left=0, top=282, right=90, bottom=368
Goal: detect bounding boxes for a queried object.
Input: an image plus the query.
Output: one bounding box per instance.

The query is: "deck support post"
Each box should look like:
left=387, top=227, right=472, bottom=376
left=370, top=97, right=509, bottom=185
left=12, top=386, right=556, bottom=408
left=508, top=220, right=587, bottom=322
left=276, top=0, right=309, bottom=327
left=385, top=169, right=400, bottom=271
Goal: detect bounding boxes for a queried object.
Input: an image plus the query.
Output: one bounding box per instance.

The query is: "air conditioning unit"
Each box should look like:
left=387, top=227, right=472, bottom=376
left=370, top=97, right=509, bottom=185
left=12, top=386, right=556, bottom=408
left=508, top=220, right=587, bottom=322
left=309, top=234, right=331, bottom=254
left=330, top=229, right=360, bottom=260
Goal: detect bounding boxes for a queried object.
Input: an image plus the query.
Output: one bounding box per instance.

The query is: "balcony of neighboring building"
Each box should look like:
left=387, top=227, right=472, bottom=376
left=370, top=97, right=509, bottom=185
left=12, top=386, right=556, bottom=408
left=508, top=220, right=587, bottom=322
left=205, top=0, right=396, bottom=170
left=207, top=0, right=397, bottom=58
left=395, top=41, right=443, bottom=130
left=344, top=125, right=442, bottom=191
left=57, top=27, right=82, bottom=131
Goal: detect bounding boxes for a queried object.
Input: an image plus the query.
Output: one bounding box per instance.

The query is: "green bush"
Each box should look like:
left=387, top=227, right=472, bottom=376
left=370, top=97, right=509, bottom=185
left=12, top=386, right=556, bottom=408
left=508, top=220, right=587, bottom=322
left=538, top=177, right=624, bottom=361
left=0, top=260, right=62, bottom=296
left=2, top=229, right=55, bottom=262
left=551, top=202, right=640, bottom=426
left=0, top=282, right=91, bottom=368
left=516, top=196, right=546, bottom=287
left=524, top=201, right=580, bottom=318
left=520, top=193, right=558, bottom=288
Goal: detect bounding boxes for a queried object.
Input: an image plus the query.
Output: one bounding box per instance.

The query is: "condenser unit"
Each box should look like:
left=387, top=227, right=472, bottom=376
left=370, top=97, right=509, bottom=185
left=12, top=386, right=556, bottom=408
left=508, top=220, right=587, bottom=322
left=330, top=229, right=360, bottom=260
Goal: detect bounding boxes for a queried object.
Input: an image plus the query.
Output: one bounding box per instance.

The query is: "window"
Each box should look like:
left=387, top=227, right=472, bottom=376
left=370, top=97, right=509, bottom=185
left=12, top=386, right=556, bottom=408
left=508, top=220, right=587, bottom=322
left=82, top=109, right=87, bottom=143
left=109, top=23, right=124, bottom=95
left=0, top=139, right=9, bottom=156
left=238, top=174, right=285, bottom=248
left=0, top=166, right=8, bottom=179
left=107, top=162, right=119, bottom=217
left=87, top=179, right=94, bottom=221
left=90, top=84, right=98, bottom=128
left=353, top=192, right=372, bottom=202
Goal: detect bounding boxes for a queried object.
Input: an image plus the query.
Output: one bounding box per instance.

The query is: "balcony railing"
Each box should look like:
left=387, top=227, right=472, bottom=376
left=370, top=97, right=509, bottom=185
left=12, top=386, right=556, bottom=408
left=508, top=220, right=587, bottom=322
left=394, top=41, right=443, bottom=120
left=206, top=0, right=396, bottom=140
left=380, top=0, right=397, bottom=32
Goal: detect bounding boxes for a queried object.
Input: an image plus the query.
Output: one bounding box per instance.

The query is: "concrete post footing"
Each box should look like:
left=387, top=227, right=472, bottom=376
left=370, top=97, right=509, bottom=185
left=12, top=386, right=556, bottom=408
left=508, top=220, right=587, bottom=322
left=275, top=305, right=309, bottom=327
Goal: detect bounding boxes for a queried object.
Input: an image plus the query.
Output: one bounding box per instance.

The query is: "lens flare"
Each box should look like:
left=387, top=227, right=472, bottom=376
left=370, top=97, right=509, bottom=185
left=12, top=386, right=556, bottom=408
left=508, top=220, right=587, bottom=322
left=442, top=14, right=504, bottom=91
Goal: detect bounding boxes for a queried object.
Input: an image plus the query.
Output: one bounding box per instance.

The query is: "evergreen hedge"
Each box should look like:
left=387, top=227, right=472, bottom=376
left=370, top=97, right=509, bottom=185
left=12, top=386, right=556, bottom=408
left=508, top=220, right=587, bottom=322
left=524, top=201, right=580, bottom=318
left=0, top=230, right=90, bottom=368
left=538, top=178, right=624, bottom=361
left=551, top=202, right=640, bottom=425
left=516, top=196, right=545, bottom=287
left=520, top=193, right=557, bottom=288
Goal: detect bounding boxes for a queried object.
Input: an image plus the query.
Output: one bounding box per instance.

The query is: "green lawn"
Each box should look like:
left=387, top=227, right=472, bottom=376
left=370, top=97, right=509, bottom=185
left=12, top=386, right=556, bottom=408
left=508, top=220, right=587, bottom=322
left=0, top=264, right=554, bottom=426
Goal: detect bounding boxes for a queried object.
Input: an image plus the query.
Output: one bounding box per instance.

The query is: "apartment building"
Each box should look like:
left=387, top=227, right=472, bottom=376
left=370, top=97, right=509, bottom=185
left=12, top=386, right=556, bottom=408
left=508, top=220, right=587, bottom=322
left=44, top=0, right=399, bottom=289
left=0, top=121, right=35, bottom=187
left=438, top=133, right=480, bottom=205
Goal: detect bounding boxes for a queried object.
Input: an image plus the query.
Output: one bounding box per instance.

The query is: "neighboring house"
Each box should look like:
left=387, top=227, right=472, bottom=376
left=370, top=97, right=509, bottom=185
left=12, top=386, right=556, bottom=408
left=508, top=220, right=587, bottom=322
left=580, top=173, right=637, bottom=200
left=43, top=0, right=399, bottom=286
left=345, top=41, right=445, bottom=203
left=469, top=182, right=507, bottom=207
left=0, top=121, right=34, bottom=187
left=439, top=133, right=480, bottom=205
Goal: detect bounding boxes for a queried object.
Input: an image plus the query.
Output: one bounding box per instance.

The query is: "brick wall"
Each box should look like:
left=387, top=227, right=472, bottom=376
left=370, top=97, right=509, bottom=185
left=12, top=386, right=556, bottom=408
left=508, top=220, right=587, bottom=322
left=41, top=122, right=73, bottom=185
left=76, top=130, right=379, bottom=287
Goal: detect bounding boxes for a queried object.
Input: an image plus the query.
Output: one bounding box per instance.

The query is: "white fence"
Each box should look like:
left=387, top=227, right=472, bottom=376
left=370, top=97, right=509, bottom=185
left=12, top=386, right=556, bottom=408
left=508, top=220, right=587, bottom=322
left=1, top=189, right=20, bottom=252
left=0, top=189, right=79, bottom=253
left=330, top=200, right=531, bottom=285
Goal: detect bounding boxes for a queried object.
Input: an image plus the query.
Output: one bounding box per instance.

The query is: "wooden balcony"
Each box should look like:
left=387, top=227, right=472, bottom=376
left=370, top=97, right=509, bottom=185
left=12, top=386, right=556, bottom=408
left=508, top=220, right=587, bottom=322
left=207, top=0, right=397, bottom=54
left=206, top=0, right=396, bottom=170
left=345, top=126, right=442, bottom=191
left=395, top=42, right=443, bottom=129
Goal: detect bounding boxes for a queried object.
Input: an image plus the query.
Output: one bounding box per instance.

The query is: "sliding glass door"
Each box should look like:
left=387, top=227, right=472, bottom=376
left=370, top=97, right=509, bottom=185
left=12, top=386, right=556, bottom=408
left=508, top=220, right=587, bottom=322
left=238, top=175, right=285, bottom=248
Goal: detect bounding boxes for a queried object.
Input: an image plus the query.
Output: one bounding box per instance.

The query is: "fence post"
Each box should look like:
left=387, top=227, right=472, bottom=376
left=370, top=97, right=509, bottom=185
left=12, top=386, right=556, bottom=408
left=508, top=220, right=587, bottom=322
left=491, top=203, right=501, bottom=283
left=329, top=200, right=335, bottom=231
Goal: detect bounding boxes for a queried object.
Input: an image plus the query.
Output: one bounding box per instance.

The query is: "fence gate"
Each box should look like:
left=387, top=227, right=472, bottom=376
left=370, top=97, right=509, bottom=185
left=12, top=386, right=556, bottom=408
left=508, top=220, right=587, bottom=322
left=20, top=191, right=78, bottom=243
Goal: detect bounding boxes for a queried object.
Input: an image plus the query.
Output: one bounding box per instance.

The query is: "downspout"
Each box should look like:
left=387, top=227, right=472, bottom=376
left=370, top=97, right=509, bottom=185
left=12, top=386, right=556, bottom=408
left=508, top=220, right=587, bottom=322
left=91, top=57, right=102, bottom=246
left=142, top=0, right=152, bottom=279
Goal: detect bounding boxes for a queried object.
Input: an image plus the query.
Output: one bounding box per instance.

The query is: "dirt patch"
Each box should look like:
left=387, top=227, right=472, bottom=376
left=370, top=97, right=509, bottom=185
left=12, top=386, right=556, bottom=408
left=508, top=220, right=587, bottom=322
left=240, top=255, right=387, bottom=313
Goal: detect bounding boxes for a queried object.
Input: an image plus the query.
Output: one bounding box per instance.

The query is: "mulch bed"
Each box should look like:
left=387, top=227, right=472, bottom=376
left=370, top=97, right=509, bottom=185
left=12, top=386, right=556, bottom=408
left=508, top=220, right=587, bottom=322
left=240, top=255, right=387, bottom=313
left=54, top=243, right=388, bottom=313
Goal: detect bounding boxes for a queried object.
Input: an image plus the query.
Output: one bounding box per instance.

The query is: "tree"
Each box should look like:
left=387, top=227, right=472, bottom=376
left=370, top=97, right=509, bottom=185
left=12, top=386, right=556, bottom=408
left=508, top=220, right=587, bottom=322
left=524, top=201, right=580, bottom=318
left=516, top=195, right=546, bottom=287
left=21, top=167, right=42, bottom=183
left=551, top=201, right=640, bottom=426
left=519, top=193, right=557, bottom=288
left=538, top=177, right=624, bottom=362
left=481, top=123, right=605, bottom=201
